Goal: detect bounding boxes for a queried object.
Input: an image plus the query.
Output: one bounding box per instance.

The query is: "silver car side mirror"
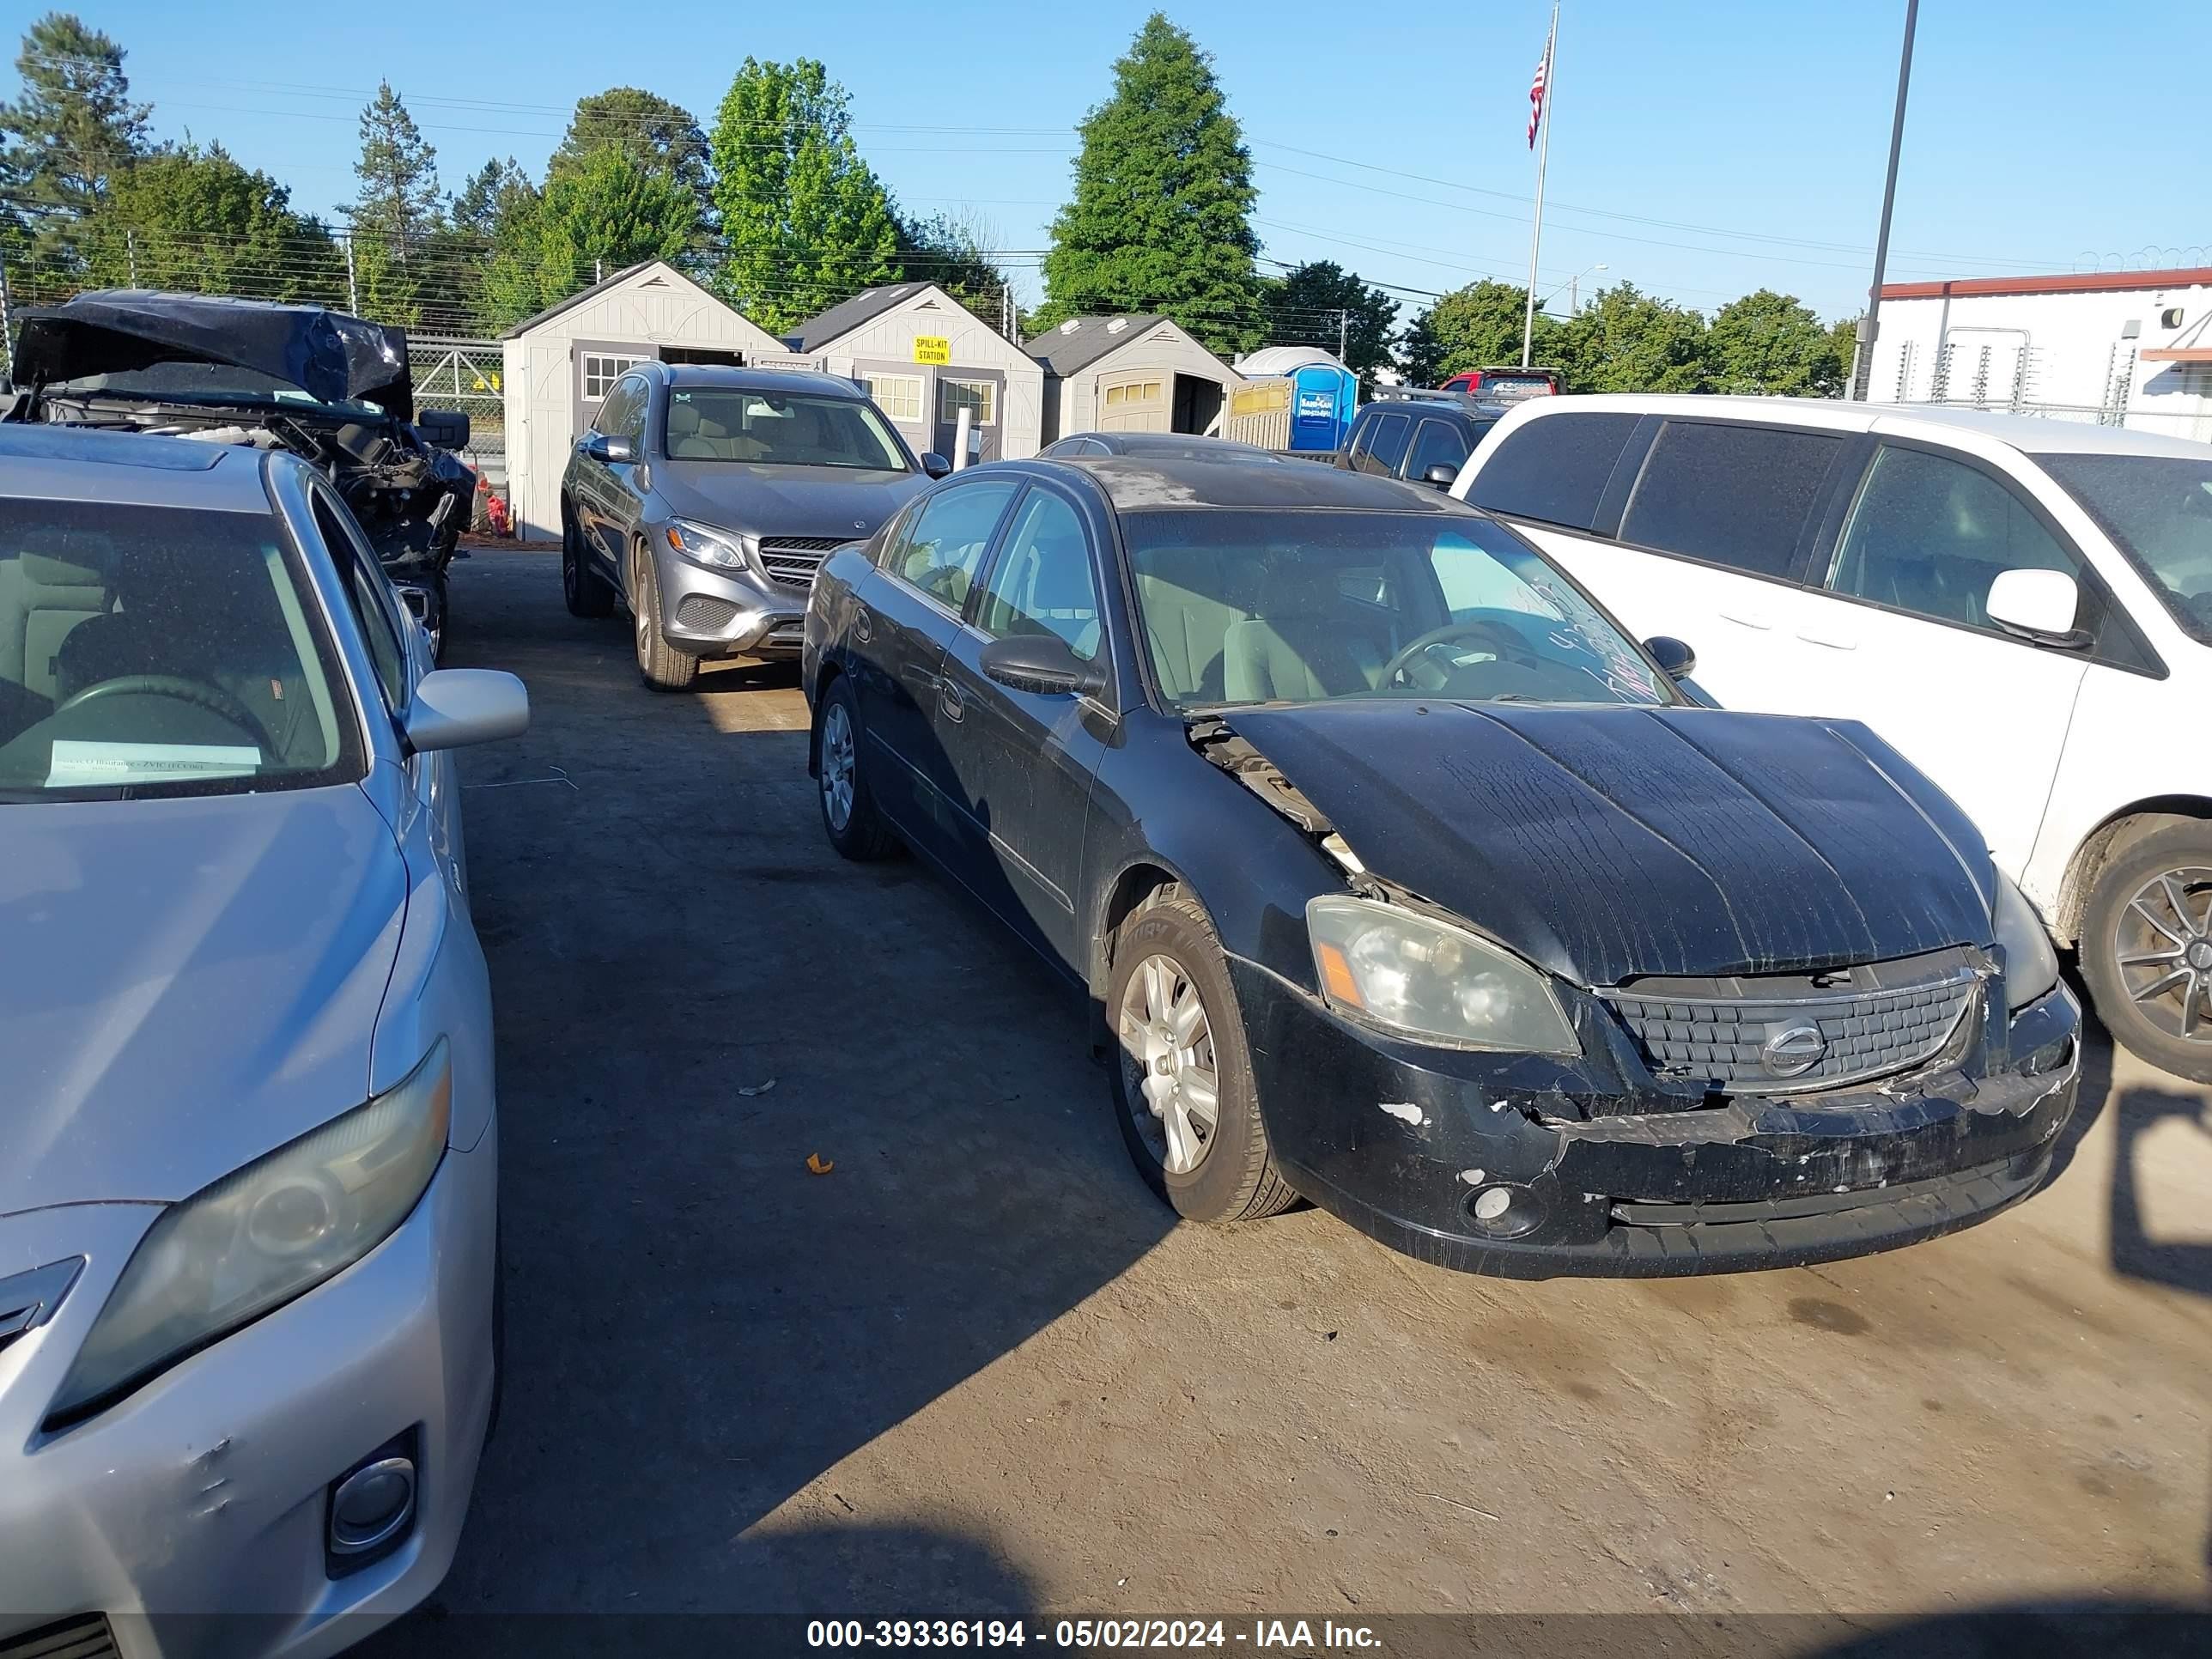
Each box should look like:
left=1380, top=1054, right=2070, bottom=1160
left=404, top=669, right=530, bottom=752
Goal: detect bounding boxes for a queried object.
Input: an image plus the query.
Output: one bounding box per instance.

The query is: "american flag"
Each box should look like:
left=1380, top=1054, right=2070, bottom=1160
left=1528, top=37, right=1552, bottom=148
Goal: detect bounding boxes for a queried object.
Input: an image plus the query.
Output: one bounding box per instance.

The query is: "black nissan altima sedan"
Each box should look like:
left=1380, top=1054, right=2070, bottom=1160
left=799, top=457, right=2082, bottom=1277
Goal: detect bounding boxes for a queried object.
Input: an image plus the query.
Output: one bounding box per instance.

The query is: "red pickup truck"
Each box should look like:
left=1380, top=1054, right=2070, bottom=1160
left=1438, top=366, right=1562, bottom=402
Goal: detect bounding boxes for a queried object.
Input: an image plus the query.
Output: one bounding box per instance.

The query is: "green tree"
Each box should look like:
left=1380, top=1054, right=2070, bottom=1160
left=553, top=88, right=711, bottom=221
left=448, top=155, right=537, bottom=242
left=1705, top=289, right=1841, bottom=397
left=0, top=12, right=149, bottom=264
left=539, top=144, right=697, bottom=287
left=439, top=158, right=544, bottom=332
left=1826, top=315, right=1860, bottom=398
left=349, top=82, right=440, bottom=253
left=1036, top=14, right=1261, bottom=355
left=708, top=58, right=902, bottom=334
left=1263, top=260, right=1398, bottom=382
left=897, top=206, right=1012, bottom=327
left=1560, top=282, right=1708, bottom=392
left=1399, top=280, right=1567, bottom=385
left=83, top=141, right=342, bottom=301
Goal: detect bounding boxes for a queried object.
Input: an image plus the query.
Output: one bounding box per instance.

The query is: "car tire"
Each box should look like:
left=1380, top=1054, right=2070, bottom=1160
left=629, top=538, right=698, bottom=692
left=562, top=509, right=613, bottom=619
left=816, top=676, right=898, bottom=860
left=2080, top=821, right=2212, bottom=1084
left=1105, top=884, right=1298, bottom=1223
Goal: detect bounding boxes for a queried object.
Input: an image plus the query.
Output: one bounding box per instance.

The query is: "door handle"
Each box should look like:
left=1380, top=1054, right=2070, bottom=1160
left=1718, top=608, right=1772, bottom=631
left=1796, top=626, right=1857, bottom=650
left=939, top=682, right=965, bottom=723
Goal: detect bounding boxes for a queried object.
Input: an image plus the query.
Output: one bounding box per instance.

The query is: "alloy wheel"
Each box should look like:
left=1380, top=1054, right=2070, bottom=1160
left=1117, top=953, right=1220, bottom=1175
left=631, top=544, right=652, bottom=664
left=2112, top=865, right=2212, bottom=1043
left=821, top=702, right=856, bottom=832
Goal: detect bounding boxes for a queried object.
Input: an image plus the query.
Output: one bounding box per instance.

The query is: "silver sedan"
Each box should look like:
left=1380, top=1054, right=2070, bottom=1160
left=0, top=423, right=526, bottom=1656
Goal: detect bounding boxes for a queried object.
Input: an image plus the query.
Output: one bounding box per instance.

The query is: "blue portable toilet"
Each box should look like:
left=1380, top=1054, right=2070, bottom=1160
left=1233, top=346, right=1358, bottom=453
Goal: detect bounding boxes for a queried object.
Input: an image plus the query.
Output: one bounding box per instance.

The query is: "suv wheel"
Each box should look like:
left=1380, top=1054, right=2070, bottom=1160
left=2081, top=820, right=2212, bottom=1083
left=629, top=538, right=698, bottom=692
left=562, top=508, right=612, bottom=618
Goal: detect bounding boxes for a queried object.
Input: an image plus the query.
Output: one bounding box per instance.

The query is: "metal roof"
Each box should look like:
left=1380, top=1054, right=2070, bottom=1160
left=1025, top=314, right=1172, bottom=376
left=1881, top=267, right=2212, bottom=301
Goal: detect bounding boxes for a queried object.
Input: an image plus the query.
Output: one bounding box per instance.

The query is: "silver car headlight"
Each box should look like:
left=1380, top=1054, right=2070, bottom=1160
left=47, top=1041, right=452, bottom=1428
left=664, top=518, right=749, bottom=571
left=1307, top=895, right=1577, bottom=1054
left=1992, top=874, right=2061, bottom=1012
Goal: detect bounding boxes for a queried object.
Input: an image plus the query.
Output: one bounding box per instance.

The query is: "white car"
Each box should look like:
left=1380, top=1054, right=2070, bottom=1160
left=1453, top=394, right=2212, bottom=1081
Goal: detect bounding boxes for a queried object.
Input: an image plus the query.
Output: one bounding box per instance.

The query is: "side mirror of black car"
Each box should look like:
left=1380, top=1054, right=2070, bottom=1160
left=1644, top=635, right=1697, bottom=678
left=583, top=433, right=635, bottom=465
left=978, top=634, right=1105, bottom=699
left=921, top=452, right=952, bottom=479
left=417, top=408, right=471, bottom=450
left=1422, top=464, right=1458, bottom=489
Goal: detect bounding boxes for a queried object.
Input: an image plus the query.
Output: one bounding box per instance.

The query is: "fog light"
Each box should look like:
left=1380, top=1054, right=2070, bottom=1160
left=329, top=1450, right=417, bottom=1565
left=1472, top=1188, right=1511, bottom=1222
left=1466, top=1182, right=1547, bottom=1239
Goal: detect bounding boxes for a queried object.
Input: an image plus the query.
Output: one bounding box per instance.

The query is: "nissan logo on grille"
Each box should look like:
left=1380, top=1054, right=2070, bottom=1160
left=1760, top=1023, right=1828, bottom=1078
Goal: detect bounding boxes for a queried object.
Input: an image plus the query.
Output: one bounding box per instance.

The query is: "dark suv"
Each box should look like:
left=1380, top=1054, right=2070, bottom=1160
left=561, top=362, right=946, bottom=690
left=1336, top=390, right=1505, bottom=489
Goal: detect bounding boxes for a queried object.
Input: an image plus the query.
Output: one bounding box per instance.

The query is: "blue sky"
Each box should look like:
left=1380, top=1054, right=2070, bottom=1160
left=36, top=0, right=2207, bottom=326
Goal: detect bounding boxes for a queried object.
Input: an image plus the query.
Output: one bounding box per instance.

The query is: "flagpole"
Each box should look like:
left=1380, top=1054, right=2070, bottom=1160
left=1521, top=0, right=1559, bottom=369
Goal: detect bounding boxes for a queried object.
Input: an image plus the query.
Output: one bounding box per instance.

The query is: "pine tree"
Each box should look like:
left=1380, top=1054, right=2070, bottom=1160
left=87, top=141, right=343, bottom=302
left=1036, top=14, right=1260, bottom=355
left=0, top=12, right=149, bottom=264
left=349, top=81, right=441, bottom=259
left=553, top=88, right=712, bottom=227
left=708, top=58, right=902, bottom=333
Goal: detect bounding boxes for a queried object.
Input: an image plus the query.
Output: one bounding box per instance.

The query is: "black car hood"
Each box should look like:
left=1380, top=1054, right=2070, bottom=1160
left=653, top=461, right=928, bottom=541
left=14, top=290, right=414, bottom=417
left=1223, top=700, right=1994, bottom=987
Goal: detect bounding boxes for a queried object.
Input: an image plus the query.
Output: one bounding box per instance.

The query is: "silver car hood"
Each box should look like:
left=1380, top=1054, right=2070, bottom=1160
left=653, top=462, right=927, bottom=542
left=0, top=784, right=408, bottom=1214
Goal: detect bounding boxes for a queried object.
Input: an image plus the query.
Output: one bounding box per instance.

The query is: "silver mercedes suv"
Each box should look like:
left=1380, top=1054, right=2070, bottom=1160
left=559, top=363, right=947, bottom=690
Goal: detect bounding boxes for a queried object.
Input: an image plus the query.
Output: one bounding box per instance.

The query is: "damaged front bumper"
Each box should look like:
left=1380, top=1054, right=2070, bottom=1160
left=1233, top=961, right=2081, bottom=1278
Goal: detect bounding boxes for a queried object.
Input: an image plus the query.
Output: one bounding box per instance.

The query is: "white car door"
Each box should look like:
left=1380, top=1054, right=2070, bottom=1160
left=1771, top=440, right=2100, bottom=876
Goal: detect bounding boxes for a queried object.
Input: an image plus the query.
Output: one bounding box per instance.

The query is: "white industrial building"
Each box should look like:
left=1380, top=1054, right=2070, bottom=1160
left=499, top=260, right=786, bottom=539
left=781, top=283, right=1044, bottom=464
left=1870, top=265, right=2212, bottom=442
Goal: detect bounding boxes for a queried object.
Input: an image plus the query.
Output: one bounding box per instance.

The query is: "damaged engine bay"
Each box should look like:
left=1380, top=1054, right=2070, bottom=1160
left=4, top=290, right=476, bottom=652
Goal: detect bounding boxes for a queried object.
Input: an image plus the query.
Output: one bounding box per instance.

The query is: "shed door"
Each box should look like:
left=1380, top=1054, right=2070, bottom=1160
left=935, top=369, right=1006, bottom=463
left=1098, top=372, right=1169, bottom=433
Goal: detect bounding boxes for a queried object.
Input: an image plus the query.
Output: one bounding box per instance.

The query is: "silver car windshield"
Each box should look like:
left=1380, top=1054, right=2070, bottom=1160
left=1123, top=508, right=1673, bottom=712
left=0, top=500, right=356, bottom=800
left=2042, top=453, right=2212, bottom=642
left=662, top=389, right=909, bottom=471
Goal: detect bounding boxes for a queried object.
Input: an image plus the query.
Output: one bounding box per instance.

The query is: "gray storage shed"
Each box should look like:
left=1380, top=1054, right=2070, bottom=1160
left=782, top=283, right=1043, bottom=464
left=1028, top=315, right=1243, bottom=442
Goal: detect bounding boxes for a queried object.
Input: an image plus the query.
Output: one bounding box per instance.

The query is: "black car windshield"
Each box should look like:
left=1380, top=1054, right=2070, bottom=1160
left=0, top=499, right=356, bottom=800
left=2041, top=453, right=2212, bottom=642
left=1123, top=507, right=1671, bottom=711
left=662, top=389, right=908, bottom=471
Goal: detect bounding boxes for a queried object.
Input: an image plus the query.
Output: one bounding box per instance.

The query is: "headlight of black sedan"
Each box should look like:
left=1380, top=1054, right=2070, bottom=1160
left=1992, top=874, right=2061, bottom=1012
left=1307, top=896, right=1578, bottom=1054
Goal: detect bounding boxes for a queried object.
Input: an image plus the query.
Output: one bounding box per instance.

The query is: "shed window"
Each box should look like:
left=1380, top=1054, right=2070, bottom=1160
left=582, top=351, right=647, bottom=404
left=940, top=379, right=997, bottom=426
left=864, top=374, right=925, bottom=423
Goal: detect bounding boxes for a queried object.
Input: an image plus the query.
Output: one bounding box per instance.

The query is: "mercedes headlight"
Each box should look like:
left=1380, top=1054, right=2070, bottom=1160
left=1992, top=874, right=2060, bottom=1012
left=47, top=1041, right=452, bottom=1428
left=1307, top=896, right=1577, bottom=1054
left=664, top=518, right=749, bottom=571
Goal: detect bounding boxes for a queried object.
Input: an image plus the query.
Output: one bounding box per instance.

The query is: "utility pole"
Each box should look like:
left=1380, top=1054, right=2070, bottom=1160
left=343, top=232, right=360, bottom=314
left=126, top=230, right=137, bottom=286
left=1850, top=0, right=1919, bottom=401
left=1337, top=307, right=1349, bottom=362
left=0, top=240, right=14, bottom=383
left=1521, top=2, right=1560, bottom=368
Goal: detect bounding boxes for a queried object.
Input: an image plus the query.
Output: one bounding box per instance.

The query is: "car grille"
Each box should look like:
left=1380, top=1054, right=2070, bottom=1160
left=1, top=1616, right=119, bottom=1659
left=1604, top=947, right=1982, bottom=1095
left=757, top=537, right=850, bottom=592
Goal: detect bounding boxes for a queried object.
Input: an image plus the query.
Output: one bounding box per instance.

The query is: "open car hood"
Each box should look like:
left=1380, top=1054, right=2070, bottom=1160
left=13, top=289, right=415, bottom=418
left=1222, top=700, right=1996, bottom=988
